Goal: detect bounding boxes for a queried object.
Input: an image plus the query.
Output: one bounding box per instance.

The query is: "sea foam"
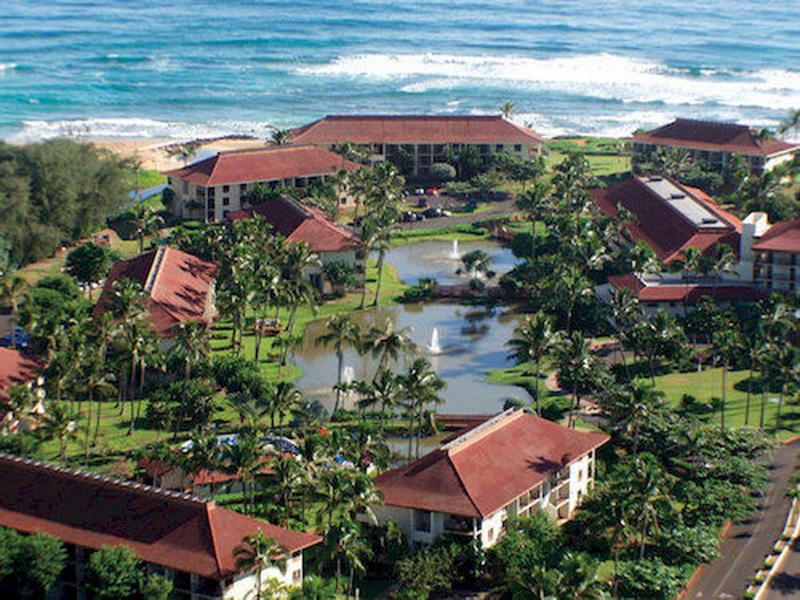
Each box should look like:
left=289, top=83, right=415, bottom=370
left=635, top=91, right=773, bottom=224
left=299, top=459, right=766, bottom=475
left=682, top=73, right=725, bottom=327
left=299, top=52, right=800, bottom=112
left=7, top=117, right=276, bottom=144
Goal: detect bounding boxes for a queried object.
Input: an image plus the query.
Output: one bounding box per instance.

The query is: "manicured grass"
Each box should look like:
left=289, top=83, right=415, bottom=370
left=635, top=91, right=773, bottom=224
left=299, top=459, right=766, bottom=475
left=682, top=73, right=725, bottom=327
left=547, top=151, right=631, bottom=176
left=652, top=367, right=799, bottom=439
left=391, top=223, right=491, bottom=245
left=547, top=137, right=627, bottom=155
left=128, top=168, right=167, bottom=190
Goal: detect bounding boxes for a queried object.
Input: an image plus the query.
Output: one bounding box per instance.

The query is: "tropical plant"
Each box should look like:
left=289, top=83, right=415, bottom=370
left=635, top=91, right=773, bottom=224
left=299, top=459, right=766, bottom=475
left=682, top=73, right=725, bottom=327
left=234, top=530, right=287, bottom=600
left=507, top=311, right=555, bottom=415
left=316, top=314, right=361, bottom=415
left=398, top=357, right=445, bottom=458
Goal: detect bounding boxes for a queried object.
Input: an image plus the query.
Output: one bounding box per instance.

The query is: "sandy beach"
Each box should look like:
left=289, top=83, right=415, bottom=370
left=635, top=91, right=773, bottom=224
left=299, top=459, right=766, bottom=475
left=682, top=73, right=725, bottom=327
left=91, top=136, right=269, bottom=171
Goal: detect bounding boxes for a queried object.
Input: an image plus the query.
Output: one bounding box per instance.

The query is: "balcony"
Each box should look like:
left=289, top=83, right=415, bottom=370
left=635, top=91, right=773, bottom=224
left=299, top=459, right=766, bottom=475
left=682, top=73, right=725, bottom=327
left=443, top=514, right=475, bottom=536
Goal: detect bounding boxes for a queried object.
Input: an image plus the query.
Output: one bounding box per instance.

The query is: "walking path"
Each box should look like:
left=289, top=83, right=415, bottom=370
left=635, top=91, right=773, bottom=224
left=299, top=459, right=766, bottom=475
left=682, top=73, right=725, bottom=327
left=683, top=440, right=800, bottom=599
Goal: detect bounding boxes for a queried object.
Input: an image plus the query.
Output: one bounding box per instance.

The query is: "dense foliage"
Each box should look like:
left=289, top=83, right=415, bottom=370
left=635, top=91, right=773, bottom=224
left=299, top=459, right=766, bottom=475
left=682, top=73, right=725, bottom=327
left=0, top=139, right=132, bottom=267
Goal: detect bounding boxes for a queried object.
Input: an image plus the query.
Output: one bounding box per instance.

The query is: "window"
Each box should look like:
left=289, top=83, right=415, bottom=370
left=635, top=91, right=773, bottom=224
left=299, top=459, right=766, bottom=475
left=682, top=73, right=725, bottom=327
left=182, top=181, right=189, bottom=193
left=240, top=183, right=247, bottom=193
left=207, top=198, right=215, bottom=209
left=488, top=528, right=495, bottom=542
left=222, top=185, right=230, bottom=193
left=208, top=187, right=216, bottom=198
left=577, top=469, right=582, bottom=481
left=222, top=197, right=230, bottom=206
left=495, top=144, right=504, bottom=152
left=223, top=210, right=229, bottom=219
left=293, top=570, right=302, bottom=583
left=414, top=509, right=431, bottom=532
left=514, top=144, right=522, bottom=152
left=207, top=212, right=216, bottom=223
left=374, top=144, right=384, bottom=154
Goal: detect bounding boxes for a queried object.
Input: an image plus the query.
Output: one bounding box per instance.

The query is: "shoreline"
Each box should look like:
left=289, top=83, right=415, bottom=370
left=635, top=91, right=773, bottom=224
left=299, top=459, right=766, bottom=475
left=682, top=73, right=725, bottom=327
left=89, top=135, right=268, bottom=171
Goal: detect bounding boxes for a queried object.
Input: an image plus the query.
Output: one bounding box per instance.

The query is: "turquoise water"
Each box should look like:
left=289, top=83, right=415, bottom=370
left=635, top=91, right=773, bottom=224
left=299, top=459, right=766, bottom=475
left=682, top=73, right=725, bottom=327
left=1, top=0, right=799, bottom=141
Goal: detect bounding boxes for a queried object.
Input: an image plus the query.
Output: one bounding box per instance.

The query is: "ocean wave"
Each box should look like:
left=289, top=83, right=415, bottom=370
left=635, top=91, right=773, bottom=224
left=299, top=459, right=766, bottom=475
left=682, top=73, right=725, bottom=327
left=6, top=118, right=276, bottom=144
left=298, top=52, right=800, bottom=111
left=0, top=63, right=17, bottom=71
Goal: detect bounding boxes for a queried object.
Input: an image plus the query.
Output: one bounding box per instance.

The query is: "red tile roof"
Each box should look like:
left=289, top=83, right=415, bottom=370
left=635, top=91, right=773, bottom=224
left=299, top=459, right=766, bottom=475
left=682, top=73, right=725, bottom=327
left=0, top=453, right=321, bottom=580
left=97, top=247, right=218, bottom=337
left=376, top=410, right=609, bottom=518
left=291, top=115, right=543, bottom=146
left=228, top=195, right=358, bottom=253
left=165, top=144, right=359, bottom=186
left=752, top=219, right=800, bottom=253
left=631, top=119, right=799, bottom=157
left=0, top=348, right=42, bottom=403
left=590, top=176, right=741, bottom=263
left=608, top=274, right=767, bottom=304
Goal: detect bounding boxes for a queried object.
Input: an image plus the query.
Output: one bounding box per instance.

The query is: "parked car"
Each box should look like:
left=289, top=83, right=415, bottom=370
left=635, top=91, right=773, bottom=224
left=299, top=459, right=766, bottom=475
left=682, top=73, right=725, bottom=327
left=423, top=207, right=444, bottom=219
left=414, top=188, right=426, bottom=196
left=417, top=197, right=429, bottom=208
left=401, top=211, right=416, bottom=223
left=425, top=187, right=439, bottom=196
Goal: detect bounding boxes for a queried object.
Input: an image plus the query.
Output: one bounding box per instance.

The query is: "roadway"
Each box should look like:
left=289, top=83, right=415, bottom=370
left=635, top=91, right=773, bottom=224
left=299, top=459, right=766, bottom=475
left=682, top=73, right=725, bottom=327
left=683, top=440, right=800, bottom=599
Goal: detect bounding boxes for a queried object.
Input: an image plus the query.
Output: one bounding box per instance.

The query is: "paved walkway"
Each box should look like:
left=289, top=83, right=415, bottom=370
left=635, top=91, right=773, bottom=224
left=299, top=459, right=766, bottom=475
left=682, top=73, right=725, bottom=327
left=684, top=440, right=800, bottom=599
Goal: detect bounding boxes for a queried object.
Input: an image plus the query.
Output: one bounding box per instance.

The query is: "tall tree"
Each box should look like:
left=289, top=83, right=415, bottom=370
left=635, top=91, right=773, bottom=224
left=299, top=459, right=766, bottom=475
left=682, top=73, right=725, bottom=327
left=507, top=311, right=555, bottom=416
left=234, top=530, right=287, bottom=600
left=516, top=181, right=552, bottom=260
left=316, top=315, right=362, bottom=415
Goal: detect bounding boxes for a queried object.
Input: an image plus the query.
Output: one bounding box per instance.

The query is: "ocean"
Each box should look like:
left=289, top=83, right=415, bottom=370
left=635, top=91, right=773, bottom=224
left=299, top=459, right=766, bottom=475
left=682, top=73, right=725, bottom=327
left=1, top=0, right=799, bottom=142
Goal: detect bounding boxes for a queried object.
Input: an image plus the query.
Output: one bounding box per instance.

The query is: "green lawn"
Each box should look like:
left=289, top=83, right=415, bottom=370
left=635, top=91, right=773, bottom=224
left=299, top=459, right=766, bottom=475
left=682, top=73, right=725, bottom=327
left=128, top=168, right=167, bottom=190
left=652, top=367, right=799, bottom=439
left=391, top=223, right=491, bottom=246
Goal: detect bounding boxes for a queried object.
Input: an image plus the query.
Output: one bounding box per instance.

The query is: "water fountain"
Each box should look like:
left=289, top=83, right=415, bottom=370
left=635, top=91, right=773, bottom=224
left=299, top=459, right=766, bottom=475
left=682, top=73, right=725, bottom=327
left=449, top=239, right=460, bottom=259
left=342, top=365, right=355, bottom=385
left=428, top=327, right=442, bottom=354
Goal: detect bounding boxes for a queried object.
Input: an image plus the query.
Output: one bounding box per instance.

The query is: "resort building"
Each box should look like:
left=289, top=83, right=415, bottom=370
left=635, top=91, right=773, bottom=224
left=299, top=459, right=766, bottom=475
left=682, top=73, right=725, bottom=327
left=290, top=115, right=544, bottom=177
left=0, top=348, right=44, bottom=435
left=740, top=213, right=800, bottom=293
left=96, top=246, right=218, bottom=339
left=372, top=409, right=609, bottom=550
left=630, top=119, right=800, bottom=174
left=0, top=453, right=322, bottom=599
left=165, top=145, right=360, bottom=222
left=590, top=174, right=742, bottom=265
left=228, top=195, right=360, bottom=292
left=589, top=175, right=769, bottom=313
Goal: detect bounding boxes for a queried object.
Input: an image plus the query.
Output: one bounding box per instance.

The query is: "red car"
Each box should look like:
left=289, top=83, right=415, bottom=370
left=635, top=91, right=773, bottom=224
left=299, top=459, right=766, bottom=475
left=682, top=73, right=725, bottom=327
left=425, top=187, right=439, bottom=196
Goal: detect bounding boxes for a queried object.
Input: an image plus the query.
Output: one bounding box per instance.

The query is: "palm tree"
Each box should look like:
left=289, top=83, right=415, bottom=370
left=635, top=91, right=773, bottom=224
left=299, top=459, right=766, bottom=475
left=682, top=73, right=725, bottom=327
left=456, top=249, right=496, bottom=280
left=362, top=319, right=413, bottom=377
left=370, top=221, right=399, bottom=307
left=357, top=221, right=379, bottom=310
left=183, top=429, right=222, bottom=494
left=779, top=108, right=800, bottom=138
left=398, top=357, right=445, bottom=458
left=608, top=287, right=641, bottom=375
left=356, top=367, right=401, bottom=431
left=516, top=181, right=552, bottom=260
left=603, top=381, right=666, bottom=454
left=267, top=381, right=303, bottom=429
left=234, top=530, right=287, bottom=600
left=39, top=402, right=80, bottom=464
left=507, top=311, right=555, bottom=416
left=553, top=331, right=596, bottom=428
left=177, top=144, right=196, bottom=166
left=501, top=99, right=516, bottom=119
left=225, top=432, right=264, bottom=512
left=270, top=128, right=293, bottom=146
left=709, top=243, right=738, bottom=295
left=171, top=321, right=210, bottom=380
left=711, top=327, right=742, bottom=432
left=270, top=453, right=303, bottom=525
left=315, top=315, right=361, bottom=415
left=0, top=273, right=27, bottom=349
left=129, top=204, right=164, bottom=253
left=551, top=265, right=592, bottom=333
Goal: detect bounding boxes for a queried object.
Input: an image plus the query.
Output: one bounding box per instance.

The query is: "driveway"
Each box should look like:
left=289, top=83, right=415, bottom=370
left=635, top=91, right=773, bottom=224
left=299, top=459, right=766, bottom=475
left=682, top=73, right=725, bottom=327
left=397, top=199, right=516, bottom=231
left=683, top=440, right=800, bottom=599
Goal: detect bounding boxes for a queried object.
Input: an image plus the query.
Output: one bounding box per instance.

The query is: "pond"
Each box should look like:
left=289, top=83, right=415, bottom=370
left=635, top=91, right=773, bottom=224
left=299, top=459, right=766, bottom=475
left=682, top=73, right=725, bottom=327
left=385, top=238, right=518, bottom=286
left=294, top=302, right=529, bottom=414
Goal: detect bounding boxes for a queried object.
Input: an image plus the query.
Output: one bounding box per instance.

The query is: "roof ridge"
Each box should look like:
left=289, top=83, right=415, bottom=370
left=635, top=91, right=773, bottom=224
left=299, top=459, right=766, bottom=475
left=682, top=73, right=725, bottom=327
left=204, top=503, right=227, bottom=578
left=217, top=143, right=316, bottom=157
left=443, top=408, right=523, bottom=455
left=143, top=245, right=168, bottom=294
left=445, top=451, right=485, bottom=518
left=0, top=452, right=210, bottom=506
